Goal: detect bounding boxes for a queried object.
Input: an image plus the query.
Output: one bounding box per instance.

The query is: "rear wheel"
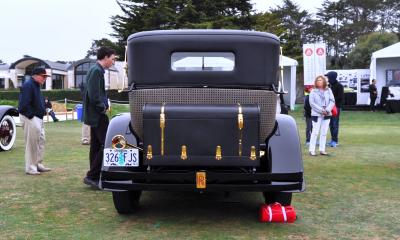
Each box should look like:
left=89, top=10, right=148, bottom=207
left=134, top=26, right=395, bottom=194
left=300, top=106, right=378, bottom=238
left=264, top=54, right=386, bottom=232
left=263, top=192, right=292, bottom=206
left=0, top=115, right=17, bottom=151
left=112, top=190, right=142, bottom=214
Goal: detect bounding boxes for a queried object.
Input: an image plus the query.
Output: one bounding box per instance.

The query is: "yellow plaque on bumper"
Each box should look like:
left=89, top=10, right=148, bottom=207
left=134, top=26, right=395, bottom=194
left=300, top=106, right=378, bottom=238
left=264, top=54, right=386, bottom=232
left=196, top=172, right=206, bottom=189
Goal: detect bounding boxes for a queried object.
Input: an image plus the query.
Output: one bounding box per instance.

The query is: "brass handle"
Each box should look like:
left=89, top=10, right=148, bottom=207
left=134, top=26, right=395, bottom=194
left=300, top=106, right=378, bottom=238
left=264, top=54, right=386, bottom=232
left=238, top=103, right=243, bottom=156
left=146, top=145, right=153, bottom=160
left=250, top=146, right=256, bottom=160
left=160, top=103, right=165, bottom=156
left=238, top=103, right=243, bottom=130
left=215, top=145, right=222, bottom=160
left=181, top=145, right=187, bottom=160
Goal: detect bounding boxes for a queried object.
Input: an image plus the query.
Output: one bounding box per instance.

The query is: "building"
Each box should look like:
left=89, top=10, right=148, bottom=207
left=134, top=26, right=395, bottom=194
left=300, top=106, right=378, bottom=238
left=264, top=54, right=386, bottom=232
left=0, top=63, right=10, bottom=89
left=1, top=56, right=125, bottom=90
left=9, top=56, right=69, bottom=89
left=67, top=58, right=120, bottom=90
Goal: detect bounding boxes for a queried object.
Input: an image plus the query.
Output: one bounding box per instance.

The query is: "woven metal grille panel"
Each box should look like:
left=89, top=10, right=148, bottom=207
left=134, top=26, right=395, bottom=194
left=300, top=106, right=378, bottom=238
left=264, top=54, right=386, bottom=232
left=129, top=88, right=277, bottom=142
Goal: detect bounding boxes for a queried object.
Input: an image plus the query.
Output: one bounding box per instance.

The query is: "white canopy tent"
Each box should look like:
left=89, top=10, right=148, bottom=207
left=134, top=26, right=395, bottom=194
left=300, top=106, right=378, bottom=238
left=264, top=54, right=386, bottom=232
left=281, top=56, right=298, bottom=110
left=369, top=42, right=400, bottom=103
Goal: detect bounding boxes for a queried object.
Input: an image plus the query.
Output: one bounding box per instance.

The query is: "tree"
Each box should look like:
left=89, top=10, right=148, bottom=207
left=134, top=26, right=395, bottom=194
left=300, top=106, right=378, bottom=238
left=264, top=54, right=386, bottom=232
left=314, top=0, right=399, bottom=68
left=268, top=0, right=312, bottom=73
left=347, top=32, right=398, bottom=68
left=254, top=12, right=285, bottom=38
left=376, top=0, right=400, bottom=34
left=85, top=38, right=123, bottom=59
left=105, top=0, right=254, bottom=51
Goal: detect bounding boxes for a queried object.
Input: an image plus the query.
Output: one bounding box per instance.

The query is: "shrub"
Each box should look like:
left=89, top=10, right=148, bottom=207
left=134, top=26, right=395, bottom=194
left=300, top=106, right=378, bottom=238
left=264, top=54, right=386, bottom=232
left=0, top=89, right=129, bottom=102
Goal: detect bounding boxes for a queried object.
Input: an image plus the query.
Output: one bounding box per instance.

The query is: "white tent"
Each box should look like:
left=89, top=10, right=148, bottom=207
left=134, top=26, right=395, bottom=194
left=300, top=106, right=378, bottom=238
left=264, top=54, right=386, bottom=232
left=369, top=42, right=400, bottom=103
left=281, top=56, right=298, bottom=110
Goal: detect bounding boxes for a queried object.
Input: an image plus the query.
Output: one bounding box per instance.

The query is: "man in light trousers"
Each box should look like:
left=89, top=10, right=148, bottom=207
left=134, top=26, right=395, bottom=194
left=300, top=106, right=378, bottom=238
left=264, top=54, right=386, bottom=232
left=18, top=67, right=51, bottom=175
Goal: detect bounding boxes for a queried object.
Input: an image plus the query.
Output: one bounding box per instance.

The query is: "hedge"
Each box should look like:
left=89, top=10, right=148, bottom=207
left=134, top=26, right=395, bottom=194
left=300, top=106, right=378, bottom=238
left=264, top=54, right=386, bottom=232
left=0, top=89, right=129, bottom=102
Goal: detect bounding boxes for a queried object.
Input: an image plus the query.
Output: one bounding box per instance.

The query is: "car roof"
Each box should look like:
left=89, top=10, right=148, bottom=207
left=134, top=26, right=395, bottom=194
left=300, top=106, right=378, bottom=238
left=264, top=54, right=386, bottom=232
left=127, top=30, right=280, bottom=88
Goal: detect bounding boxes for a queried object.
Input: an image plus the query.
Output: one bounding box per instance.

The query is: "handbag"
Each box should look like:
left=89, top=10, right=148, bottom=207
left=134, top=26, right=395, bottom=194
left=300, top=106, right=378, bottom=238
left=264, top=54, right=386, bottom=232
left=331, top=105, right=338, bottom=117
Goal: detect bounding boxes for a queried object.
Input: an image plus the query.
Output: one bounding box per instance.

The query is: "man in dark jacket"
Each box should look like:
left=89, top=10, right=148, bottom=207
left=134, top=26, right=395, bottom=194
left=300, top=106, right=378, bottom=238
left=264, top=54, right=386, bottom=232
left=325, top=71, right=344, bottom=147
left=82, top=46, right=116, bottom=188
left=369, top=79, right=378, bottom=111
left=18, top=67, right=51, bottom=175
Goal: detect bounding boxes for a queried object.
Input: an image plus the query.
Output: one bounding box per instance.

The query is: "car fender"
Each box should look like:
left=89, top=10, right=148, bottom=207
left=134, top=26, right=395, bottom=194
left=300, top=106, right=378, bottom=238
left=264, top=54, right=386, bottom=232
left=104, top=113, right=137, bottom=148
left=102, top=113, right=139, bottom=172
left=0, top=105, right=19, bottom=120
left=267, top=114, right=305, bottom=192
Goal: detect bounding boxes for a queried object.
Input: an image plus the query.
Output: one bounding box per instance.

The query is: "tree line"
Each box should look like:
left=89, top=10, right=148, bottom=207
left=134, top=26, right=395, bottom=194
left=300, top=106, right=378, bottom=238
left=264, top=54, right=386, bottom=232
left=87, top=0, right=400, bottom=70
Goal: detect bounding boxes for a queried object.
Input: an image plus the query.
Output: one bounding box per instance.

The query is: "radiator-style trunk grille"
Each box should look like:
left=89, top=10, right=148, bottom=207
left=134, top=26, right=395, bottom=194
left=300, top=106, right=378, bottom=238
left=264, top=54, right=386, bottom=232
left=129, top=88, right=277, bottom=142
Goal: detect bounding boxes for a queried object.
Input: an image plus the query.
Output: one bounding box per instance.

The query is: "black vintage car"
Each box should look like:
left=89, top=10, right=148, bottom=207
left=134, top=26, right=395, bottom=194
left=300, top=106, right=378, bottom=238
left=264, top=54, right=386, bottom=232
left=101, top=30, right=304, bottom=214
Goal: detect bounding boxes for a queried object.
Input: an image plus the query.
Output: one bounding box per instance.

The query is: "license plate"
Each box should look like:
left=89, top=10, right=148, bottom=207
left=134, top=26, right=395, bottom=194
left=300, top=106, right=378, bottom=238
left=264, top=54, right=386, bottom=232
left=196, top=171, right=206, bottom=189
left=103, top=148, right=139, bottom=167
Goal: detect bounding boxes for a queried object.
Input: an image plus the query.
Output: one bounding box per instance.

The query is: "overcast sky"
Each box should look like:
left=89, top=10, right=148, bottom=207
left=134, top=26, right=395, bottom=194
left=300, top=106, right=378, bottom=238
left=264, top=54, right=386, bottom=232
left=0, top=0, right=325, bottom=64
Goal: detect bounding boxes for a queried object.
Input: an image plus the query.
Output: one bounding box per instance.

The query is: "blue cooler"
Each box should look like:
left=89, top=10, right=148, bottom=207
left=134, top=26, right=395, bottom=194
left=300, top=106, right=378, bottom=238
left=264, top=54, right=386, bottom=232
left=76, top=104, right=83, bottom=121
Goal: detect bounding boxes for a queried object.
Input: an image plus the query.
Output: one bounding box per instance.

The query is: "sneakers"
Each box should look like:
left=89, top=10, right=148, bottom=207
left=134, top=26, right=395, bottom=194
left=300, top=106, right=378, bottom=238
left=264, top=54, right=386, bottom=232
left=309, top=151, right=317, bottom=156
left=330, top=141, right=337, bottom=148
left=83, top=177, right=100, bottom=190
left=26, top=170, right=41, bottom=175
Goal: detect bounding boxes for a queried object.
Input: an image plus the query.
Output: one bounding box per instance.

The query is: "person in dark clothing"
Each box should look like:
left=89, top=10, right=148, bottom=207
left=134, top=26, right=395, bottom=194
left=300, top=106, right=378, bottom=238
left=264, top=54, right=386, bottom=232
left=44, top=97, right=59, bottom=122
left=82, top=46, right=116, bottom=189
left=18, top=67, right=51, bottom=175
left=369, top=79, right=378, bottom=112
left=325, top=71, right=344, bottom=148
left=304, top=87, right=313, bottom=145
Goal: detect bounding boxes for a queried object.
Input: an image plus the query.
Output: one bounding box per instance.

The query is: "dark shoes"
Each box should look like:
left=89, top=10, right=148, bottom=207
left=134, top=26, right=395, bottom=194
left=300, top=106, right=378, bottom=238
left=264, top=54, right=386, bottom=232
left=83, top=177, right=100, bottom=190
left=54, top=118, right=59, bottom=122
left=37, top=164, right=51, bottom=172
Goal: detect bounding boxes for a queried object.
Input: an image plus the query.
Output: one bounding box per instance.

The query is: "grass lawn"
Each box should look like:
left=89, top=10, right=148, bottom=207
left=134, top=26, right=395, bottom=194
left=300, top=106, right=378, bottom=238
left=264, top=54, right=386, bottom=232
left=1, top=103, right=399, bottom=239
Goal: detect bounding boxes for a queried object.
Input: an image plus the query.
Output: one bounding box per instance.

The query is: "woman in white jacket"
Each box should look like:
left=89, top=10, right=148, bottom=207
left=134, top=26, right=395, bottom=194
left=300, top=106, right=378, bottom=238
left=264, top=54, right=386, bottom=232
left=309, top=75, right=335, bottom=156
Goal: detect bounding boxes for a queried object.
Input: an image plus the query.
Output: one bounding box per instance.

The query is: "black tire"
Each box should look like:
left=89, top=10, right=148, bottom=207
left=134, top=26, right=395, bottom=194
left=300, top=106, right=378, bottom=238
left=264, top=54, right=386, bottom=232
left=263, top=192, right=292, bottom=206
left=112, top=190, right=142, bottom=214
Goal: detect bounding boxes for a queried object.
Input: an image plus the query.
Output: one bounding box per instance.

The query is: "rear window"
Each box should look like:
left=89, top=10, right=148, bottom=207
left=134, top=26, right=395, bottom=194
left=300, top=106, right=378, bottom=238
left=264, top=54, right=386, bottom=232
left=171, top=52, right=235, bottom=72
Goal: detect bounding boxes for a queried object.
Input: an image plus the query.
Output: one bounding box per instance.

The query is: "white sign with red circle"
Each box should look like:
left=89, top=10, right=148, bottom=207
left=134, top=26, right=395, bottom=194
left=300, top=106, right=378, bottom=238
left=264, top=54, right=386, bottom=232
left=304, top=48, right=313, bottom=56
left=316, top=47, right=325, bottom=56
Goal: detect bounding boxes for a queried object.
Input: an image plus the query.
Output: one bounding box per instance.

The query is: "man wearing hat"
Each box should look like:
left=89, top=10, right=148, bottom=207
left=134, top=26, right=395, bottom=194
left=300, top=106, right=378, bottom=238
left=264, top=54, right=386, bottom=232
left=18, top=67, right=52, bottom=175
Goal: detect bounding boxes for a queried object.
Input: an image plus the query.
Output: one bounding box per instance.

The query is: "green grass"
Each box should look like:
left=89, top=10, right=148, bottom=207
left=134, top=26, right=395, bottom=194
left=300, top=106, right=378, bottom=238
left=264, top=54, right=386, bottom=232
left=1, top=106, right=400, bottom=239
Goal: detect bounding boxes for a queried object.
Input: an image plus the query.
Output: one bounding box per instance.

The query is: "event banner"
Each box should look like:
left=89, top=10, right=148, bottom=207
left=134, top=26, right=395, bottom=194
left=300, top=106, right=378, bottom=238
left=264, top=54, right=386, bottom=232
left=303, top=43, right=326, bottom=86
left=326, top=69, right=371, bottom=105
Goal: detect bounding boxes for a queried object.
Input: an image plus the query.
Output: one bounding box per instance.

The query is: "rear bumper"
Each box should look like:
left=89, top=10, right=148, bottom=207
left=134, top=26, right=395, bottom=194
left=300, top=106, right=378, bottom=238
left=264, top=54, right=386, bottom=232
left=101, top=170, right=303, bottom=192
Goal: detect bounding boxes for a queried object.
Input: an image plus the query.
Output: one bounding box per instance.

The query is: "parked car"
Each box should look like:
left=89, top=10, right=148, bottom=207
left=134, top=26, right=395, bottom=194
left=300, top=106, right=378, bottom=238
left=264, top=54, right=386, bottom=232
left=101, top=30, right=305, bottom=214
left=0, top=106, right=18, bottom=151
